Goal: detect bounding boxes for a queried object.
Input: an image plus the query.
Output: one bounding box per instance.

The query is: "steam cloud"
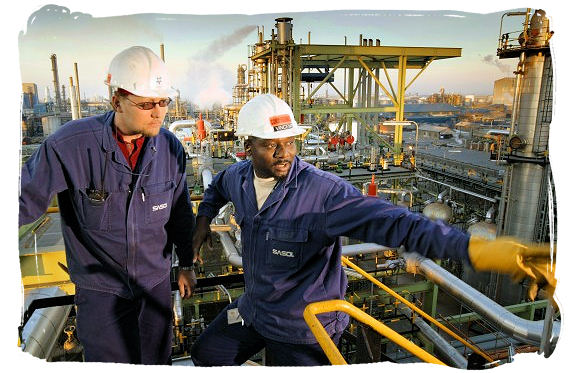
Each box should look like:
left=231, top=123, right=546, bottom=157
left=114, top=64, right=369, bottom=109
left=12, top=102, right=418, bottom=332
left=194, top=25, right=257, bottom=62
left=187, top=25, right=257, bottom=108
left=481, top=54, right=511, bottom=74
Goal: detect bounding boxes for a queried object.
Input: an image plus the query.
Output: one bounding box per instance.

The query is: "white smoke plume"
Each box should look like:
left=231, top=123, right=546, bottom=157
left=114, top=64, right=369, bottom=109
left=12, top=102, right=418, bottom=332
left=194, top=25, right=256, bottom=62
left=481, top=54, right=511, bottom=74
left=187, top=25, right=256, bottom=108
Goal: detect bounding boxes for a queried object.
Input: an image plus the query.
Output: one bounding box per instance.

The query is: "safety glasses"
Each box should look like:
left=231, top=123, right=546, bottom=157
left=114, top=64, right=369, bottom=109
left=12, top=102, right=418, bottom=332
left=124, top=96, right=171, bottom=110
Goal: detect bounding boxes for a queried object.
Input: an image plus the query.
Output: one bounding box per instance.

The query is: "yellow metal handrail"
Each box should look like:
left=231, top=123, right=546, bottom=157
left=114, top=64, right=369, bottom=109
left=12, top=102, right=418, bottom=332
left=341, top=256, right=494, bottom=363
left=303, top=299, right=445, bottom=365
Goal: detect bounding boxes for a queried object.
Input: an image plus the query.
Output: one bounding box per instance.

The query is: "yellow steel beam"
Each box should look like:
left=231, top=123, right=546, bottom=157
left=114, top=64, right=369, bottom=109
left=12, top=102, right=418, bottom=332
left=304, top=299, right=446, bottom=365
left=297, top=44, right=462, bottom=60
left=306, top=56, right=347, bottom=101
left=405, top=57, right=436, bottom=91
left=326, top=80, right=348, bottom=102
left=357, top=56, right=398, bottom=106
left=341, top=256, right=494, bottom=363
left=394, top=56, right=407, bottom=166
left=380, top=61, right=397, bottom=100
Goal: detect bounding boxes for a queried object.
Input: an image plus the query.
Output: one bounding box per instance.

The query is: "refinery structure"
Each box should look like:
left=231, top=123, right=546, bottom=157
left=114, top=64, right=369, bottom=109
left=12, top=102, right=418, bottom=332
left=18, top=8, right=559, bottom=367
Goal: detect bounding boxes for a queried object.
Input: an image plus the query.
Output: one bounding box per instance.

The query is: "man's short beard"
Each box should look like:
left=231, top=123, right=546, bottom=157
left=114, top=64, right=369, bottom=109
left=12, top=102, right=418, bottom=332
left=141, top=127, right=161, bottom=138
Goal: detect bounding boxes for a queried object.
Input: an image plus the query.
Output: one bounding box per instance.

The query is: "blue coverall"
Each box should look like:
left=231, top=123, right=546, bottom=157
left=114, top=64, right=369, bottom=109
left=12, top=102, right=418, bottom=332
left=19, top=111, right=195, bottom=363
left=192, top=156, right=470, bottom=365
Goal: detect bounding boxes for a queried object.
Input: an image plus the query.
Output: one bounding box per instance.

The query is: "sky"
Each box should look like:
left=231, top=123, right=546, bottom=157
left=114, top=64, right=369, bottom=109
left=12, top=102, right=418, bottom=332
left=17, top=4, right=526, bottom=108
left=3, top=0, right=568, bottom=371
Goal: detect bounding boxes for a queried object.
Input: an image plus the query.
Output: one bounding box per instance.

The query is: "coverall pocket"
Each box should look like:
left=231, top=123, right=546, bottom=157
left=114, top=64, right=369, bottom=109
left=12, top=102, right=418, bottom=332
left=78, top=189, right=111, bottom=231
left=265, top=227, right=306, bottom=268
left=143, top=181, right=175, bottom=224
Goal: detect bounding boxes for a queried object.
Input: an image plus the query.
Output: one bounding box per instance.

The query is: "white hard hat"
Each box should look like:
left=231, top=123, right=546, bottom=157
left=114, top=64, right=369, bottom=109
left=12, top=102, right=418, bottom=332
left=105, top=46, right=177, bottom=98
left=236, top=94, right=305, bottom=139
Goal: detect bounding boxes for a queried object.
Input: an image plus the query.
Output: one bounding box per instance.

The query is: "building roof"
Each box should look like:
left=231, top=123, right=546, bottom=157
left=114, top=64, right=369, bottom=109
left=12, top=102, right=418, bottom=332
left=419, top=124, right=454, bottom=133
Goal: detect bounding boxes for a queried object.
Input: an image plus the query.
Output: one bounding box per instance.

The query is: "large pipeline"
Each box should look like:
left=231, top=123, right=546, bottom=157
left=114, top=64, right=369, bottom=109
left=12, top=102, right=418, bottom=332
left=399, top=307, right=468, bottom=368
left=403, top=252, right=560, bottom=346
left=21, top=287, right=72, bottom=359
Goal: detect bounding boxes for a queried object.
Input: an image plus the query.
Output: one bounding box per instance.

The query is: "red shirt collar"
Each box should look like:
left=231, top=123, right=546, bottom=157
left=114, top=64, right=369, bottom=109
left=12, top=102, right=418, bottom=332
left=112, top=124, right=146, bottom=169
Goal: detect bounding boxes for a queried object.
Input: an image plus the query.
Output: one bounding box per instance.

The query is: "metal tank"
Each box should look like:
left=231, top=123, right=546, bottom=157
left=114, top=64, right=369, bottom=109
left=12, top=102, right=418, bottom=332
left=275, top=17, right=293, bottom=44
left=423, top=202, right=453, bottom=222
left=467, top=207, right=497, bottom=240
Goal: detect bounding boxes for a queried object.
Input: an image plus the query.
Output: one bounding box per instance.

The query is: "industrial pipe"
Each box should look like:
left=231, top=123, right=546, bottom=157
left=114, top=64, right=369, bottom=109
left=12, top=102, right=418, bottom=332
left=168, top=119, right=197, bottom=133
left=21, top=287, right=72, bottom=359
left=201, top=168, right=213, bottom=192
left=403, top=252, right=560, bottom=346
left=399, top=307, right=468, bottom=368
left=217, top=231, right=243, bottom=267
left=304, top=300, right=446, bottom=365
left=417, top=175, right=498, bottom=203
left=173, top=290, right=184, bottom=327
left=301, top=154, right=346, bottom=163
left=341, top=256, right=494, bottom=362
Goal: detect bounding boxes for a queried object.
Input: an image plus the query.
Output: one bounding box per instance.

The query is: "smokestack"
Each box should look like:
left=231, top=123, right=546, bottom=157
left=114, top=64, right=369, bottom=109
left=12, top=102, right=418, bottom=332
left=74, top=63, right=82, bottom=118
left=61, top=84, right=66, bottom=111
left=160, top=43, right=165, bottom=62
left=69, top=77, right=79, bottom=120
left=50, top=54, right=62, bottom=111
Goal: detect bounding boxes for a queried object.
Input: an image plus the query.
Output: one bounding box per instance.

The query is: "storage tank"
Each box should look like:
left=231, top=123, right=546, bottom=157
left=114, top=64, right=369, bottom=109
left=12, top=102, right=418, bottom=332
left=275, top=17, right=293, bottom=44
left=42, top=116, right=62, bottom=137
left=467, top=221, right=497, bottom=240
left=423, top=202, right=453, bottom=222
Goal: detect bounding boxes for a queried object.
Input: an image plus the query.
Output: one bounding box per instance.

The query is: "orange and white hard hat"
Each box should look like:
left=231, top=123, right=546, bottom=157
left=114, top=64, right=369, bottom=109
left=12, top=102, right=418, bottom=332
left=236, top=94, right=305, bottom=139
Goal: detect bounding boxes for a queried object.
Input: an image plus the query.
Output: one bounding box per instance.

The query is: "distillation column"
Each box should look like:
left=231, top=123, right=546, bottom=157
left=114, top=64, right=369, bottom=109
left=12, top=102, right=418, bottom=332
left=499, top=10, right=553, bottom=242
left=496, top=9, right=554, bottom=304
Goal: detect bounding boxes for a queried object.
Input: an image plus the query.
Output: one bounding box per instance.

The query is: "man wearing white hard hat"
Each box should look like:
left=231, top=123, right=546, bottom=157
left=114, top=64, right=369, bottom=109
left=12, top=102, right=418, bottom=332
left=19, top=46, right=196, bottom=364
left=190, top=94, right=555, bottom=366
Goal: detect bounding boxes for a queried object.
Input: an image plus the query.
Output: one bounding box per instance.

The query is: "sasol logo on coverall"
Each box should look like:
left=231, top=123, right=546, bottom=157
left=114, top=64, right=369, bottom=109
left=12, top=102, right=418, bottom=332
left=272, top=249, right=295, bottom=258
left=152, top=203, right=168, bottom=212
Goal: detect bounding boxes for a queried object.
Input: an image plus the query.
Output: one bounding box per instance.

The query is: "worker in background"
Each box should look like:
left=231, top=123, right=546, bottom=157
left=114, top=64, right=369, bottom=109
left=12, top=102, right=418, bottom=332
left=19, top=46, right=196, bottom=364
left=190, top=94, right=555, bottom=366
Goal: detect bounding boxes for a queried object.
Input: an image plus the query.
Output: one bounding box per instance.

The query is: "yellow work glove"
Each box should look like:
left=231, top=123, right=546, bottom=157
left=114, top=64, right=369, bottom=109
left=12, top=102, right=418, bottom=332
left=468, top=236, right=556, bottom=301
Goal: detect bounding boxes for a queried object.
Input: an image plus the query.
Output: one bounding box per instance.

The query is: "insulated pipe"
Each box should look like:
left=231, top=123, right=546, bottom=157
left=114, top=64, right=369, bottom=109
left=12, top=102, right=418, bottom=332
left=399, top=307, right=468, bottom=369
left=217, top=231, right=243, bottom=267
left=201, top=168, right=213, bottom=191
left=341, top=242, right=393, bottom=256
left=173, top=290, right=184, bottom=326
left=168, top=119, right=196, bottom=133
left=485, top=205, right=496, bottom=222
left=417, top=175, right=498, bottom=203
left=301, top=154, right=346, bottom=163
left=22, top=287, right=72, bottom=359
left=403, top=252, right=560, bottom=346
